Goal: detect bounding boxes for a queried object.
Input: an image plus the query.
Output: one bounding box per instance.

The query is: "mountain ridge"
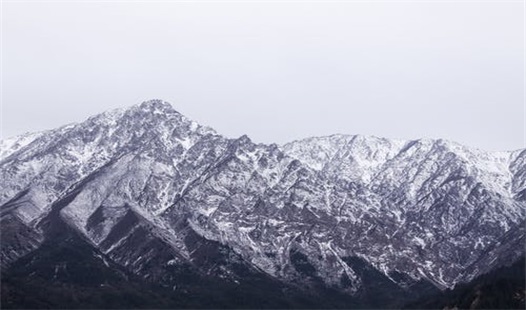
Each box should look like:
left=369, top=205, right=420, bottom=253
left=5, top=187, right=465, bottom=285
left=1, top=99, right=524, bottom=308
left=2, top=99, right=523, bottom=161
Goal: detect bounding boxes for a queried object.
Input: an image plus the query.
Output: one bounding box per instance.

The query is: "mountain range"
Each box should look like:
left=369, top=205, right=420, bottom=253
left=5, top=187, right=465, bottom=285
left=1, top=100, right=524, bottom=308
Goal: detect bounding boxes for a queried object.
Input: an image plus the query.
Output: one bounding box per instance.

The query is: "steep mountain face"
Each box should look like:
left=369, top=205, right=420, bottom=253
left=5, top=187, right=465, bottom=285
left=283, top=135, right=525, bottom=287
left=1, top=100, right=524, bottom=308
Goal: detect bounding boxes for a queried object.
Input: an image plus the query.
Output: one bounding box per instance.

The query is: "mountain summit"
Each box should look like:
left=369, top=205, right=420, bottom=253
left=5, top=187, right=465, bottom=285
left=1, top=100, right=524, bottom=308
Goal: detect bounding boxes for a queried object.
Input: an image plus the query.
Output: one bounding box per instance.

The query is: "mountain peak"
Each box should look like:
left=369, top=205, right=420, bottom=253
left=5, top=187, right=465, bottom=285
left=137, top=99, right=172, bottom=110
left=130, top=99, right=179, bottom=116
left=82, top=100, right=179, bottom=128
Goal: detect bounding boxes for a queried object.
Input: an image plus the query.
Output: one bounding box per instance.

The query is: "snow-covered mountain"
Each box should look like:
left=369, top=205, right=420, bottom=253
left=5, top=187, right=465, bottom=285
left=1, top=100, right=524, bottom=307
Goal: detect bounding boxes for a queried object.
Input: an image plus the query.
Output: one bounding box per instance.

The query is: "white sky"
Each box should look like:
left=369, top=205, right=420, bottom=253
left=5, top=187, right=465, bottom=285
left=1, top=0, right=524, bottom=151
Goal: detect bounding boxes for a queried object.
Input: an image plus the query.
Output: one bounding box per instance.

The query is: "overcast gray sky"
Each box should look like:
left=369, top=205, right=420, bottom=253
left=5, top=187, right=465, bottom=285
left=1, top=0, right=524, bottom=151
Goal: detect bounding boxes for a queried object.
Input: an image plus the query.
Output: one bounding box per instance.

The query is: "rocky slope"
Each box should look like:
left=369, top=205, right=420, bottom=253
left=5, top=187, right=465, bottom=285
left=1, top=100, right=524, bottom=307
left=405, top=256, right=525, bottom=309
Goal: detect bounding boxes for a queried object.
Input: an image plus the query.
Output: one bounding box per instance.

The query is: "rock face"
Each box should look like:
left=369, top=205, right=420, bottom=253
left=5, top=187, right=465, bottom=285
left=1, top=100, right=524, bottom=307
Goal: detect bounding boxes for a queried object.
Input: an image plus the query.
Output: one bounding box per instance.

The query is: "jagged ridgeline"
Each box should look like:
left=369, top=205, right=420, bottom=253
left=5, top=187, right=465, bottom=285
left=1, top=100, right=524, bottom=309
